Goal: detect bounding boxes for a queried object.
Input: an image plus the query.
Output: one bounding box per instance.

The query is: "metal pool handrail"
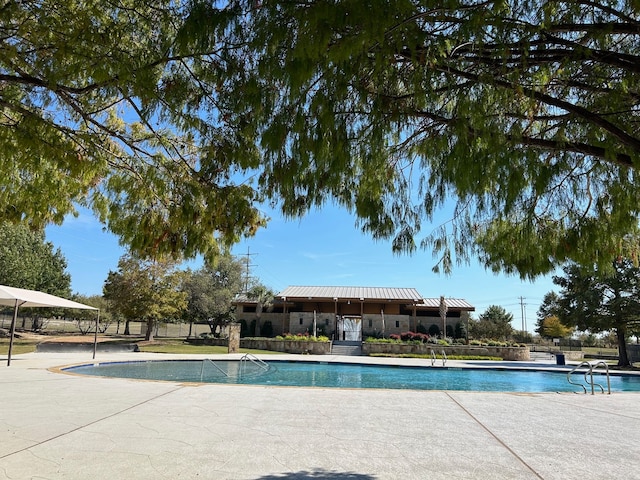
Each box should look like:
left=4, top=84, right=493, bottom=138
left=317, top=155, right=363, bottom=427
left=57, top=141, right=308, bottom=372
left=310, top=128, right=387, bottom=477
left=567, top=360, right=611, bottom=394
left=201, top=358, right=230, bottom=381
left=240, top=353, right=269, bottom=373
left=430, top=349, right=447, bottom=367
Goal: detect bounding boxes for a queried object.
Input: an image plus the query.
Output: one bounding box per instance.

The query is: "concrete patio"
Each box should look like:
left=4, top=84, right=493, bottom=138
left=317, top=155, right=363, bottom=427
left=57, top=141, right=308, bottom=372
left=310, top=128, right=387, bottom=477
left=1, top=351, right=639, bottom=479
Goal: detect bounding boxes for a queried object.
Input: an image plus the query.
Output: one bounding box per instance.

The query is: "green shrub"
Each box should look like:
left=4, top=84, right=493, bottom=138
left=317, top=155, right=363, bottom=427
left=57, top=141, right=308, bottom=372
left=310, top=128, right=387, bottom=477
left=275, top=333, right=329, bottom=342
left=370, top=353, right=502, bottom=361
left=364, top=337, right=402, bottom=344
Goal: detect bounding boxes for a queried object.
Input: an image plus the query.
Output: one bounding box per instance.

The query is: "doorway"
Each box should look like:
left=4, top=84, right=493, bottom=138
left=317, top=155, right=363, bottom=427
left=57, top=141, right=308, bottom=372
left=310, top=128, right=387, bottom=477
left=338, top=316, right=362, bottom=342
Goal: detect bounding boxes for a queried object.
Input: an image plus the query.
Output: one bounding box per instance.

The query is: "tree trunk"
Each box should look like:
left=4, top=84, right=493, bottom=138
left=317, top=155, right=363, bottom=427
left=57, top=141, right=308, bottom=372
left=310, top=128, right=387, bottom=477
left=188, top=320, right=193, bottom=338
left=145, top=319, right=154, bottom=341
left=617, top=326, right=630, bottom=367
left=207, top=319, right=217, bottom=335
left=124, top=319, right=130, bottom=335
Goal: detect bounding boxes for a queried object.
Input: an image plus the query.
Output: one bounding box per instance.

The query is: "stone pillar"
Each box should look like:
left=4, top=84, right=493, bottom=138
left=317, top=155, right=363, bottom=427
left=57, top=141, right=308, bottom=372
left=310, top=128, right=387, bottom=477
left=228, top=323, right=241, bottom=354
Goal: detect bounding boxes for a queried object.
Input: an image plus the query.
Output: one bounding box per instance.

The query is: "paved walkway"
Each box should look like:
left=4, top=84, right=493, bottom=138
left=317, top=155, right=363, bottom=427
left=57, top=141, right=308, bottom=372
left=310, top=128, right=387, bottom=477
left=1, top=352, right=639, bottom=480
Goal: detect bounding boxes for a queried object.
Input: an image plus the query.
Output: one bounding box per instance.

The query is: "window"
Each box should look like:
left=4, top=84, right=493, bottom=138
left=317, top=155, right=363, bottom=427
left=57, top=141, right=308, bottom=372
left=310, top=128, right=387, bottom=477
left=299, top=318, right=303, bottom=325
left=368, top=319, right=372, bottom=327
left=395, top=320, right=400, bottom=328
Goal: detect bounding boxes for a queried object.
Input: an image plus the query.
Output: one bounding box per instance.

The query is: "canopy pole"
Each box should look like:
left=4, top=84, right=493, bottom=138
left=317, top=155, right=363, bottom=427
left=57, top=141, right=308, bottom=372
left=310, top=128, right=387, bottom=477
left=92, top=310, right=100, bottom=360
left=7, top=300, right=24, bottom=367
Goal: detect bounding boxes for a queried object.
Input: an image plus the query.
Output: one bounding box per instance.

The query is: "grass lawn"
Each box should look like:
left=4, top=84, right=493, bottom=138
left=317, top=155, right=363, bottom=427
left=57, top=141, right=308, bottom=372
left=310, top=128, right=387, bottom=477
left=0, top=338, right=38, bottom=355
left=138, top=338, right=280, bottom=355
left=581, top=347, right=619, bottom=356
left=0, top=336, right=279, bottom=356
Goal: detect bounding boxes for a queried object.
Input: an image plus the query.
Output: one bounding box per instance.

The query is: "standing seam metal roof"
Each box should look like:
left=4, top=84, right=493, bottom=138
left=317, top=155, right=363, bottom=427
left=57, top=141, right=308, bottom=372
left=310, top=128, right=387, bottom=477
left=277, top=286, right=474, bottom=310
left=277, top=286, right=424, bottom=301
left=417, top=298, right=475, bottom=310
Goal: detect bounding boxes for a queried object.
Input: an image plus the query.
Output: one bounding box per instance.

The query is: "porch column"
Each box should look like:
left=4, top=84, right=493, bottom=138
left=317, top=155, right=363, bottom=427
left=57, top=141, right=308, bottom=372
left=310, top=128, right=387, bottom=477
left=412, top=304, right=417, bottom=332
left=333, top=297, right=338, bottom=340
left=282, top=297, right=287, bottom=336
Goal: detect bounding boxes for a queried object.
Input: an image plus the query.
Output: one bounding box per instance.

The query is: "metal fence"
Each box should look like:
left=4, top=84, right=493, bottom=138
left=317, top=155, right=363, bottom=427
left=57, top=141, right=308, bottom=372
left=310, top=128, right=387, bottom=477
left=0, top=314, right=212, bottom=338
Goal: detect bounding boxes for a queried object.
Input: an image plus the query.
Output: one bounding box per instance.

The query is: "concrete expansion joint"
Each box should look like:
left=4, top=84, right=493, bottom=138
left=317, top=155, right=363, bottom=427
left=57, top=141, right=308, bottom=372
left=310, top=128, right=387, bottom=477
left=445, top=392, right=544, bottom=480
left=548, top=396, right=640, bottom=421
left=0, top=386, right=185, bottom=461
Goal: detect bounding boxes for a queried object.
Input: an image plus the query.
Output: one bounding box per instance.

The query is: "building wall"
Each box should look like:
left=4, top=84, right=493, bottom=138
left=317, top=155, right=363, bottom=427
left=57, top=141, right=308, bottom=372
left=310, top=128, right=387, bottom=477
left=362, top=314, right=410, bottom=337
left=287, top=311, right=335, bottom=336
left=234, top=312, right=287, bottom=336
left=234, top=305, right=472, bottom=339
left=288, top=312, right=435, bottom=338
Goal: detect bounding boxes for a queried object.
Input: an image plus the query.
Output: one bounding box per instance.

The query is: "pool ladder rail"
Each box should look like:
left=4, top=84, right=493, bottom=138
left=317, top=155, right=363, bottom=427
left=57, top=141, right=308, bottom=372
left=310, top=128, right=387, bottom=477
left=200, top=358, right=230, bottom=380
left=430, top=349, right=447, bottom=367
left=199, top=355, right=270, bottom=381
left=240, top=353, right=269, bottom=375
left=567, top=360, right=611, bottom=394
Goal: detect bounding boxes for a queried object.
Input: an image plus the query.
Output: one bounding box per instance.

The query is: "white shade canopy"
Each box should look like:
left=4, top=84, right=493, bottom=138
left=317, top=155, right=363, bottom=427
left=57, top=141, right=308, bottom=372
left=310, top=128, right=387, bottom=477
left=2, top=285, right=99, bottom=366
left=0, top=285, right=98, bottom=310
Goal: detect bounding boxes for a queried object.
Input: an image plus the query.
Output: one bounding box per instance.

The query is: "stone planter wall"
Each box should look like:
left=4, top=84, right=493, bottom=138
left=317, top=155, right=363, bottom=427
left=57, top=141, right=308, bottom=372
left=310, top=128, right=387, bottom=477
left=241, top=339, right=331, bottom=354
left=560, top=350, right=585, bottom=361
left=362, top=343, right=530, bottom=361
left=188, top=337, right=529, bottom=359
left=187, top=338, right=228, bottom=347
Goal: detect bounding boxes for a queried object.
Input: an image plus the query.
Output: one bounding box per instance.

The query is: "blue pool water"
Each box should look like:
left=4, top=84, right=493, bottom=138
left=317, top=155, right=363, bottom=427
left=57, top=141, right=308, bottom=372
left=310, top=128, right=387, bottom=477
left=64, top=360, right=640, bottom=393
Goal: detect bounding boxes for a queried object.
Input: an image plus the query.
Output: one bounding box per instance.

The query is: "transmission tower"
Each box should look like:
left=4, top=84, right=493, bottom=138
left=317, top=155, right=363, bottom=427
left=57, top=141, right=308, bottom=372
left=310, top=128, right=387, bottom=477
left=240, top=247, right=257, bottom=294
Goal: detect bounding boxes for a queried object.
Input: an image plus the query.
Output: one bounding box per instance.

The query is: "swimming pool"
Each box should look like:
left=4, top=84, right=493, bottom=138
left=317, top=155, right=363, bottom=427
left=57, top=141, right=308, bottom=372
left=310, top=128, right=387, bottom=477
left=63, top=359, right=640, bottom=393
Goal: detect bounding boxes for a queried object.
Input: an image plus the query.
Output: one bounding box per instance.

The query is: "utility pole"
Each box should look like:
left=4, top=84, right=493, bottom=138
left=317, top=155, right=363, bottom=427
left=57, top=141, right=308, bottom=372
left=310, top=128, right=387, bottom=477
left=519, top=296, right=526, bottom=332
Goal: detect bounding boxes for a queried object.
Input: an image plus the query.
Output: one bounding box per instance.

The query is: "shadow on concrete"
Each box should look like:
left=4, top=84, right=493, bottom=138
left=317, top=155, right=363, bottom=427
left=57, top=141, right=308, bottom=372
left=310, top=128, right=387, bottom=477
left=255, top=470, right=376, bottom=479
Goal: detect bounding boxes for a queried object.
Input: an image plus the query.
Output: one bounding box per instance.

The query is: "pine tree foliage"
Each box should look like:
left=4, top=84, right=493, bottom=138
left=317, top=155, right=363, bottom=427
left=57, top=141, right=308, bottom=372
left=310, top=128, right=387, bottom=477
left=0, top=1, right=265, bottom=262
left=214, top=0, right=640, bottom=277
left=3, top=1, right=640, bottom=278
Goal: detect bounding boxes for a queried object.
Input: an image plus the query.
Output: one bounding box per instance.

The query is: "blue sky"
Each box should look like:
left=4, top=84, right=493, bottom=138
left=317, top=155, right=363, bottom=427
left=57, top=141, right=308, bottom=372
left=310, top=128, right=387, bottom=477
left=45, top=204, right=559, bottom=332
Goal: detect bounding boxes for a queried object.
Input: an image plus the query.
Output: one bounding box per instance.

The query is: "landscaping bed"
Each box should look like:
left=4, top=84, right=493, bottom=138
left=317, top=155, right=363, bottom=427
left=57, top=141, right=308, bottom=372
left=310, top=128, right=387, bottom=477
left=362, top=342, right=530, bottom=361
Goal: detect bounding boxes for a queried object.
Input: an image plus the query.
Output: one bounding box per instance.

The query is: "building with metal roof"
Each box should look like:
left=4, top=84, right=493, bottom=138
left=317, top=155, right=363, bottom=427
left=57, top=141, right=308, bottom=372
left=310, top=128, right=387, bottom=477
left=234, top=285, right=474, bottom=341
left=277, top=286, right=424, bottom=302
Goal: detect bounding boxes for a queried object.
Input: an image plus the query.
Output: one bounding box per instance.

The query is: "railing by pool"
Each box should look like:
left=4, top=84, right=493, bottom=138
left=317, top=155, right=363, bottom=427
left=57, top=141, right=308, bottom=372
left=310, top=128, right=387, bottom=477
left=567, top=360, right=611, bottom=394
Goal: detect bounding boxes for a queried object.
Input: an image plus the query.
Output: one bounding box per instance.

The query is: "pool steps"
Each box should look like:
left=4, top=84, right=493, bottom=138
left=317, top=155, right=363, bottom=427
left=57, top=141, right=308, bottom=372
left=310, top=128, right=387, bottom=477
left=331, top=341, right=363, bottom=356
